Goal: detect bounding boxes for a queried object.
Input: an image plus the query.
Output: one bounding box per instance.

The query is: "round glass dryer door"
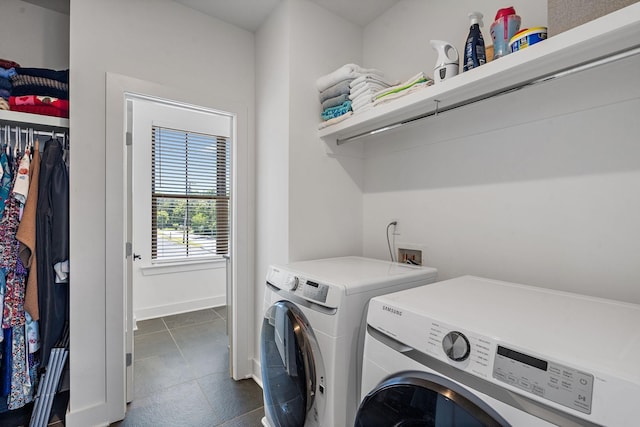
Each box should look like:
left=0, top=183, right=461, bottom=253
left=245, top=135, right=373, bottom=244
left=261, top=301, right=320, bottom=427
left=355, top=371, right=511, bottom=427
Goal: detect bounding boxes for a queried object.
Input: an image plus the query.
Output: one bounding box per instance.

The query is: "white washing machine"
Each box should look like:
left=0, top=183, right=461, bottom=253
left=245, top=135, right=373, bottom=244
left=260, top=256, right=438, bottom=427
left=357, top=275, right=640, bottom=426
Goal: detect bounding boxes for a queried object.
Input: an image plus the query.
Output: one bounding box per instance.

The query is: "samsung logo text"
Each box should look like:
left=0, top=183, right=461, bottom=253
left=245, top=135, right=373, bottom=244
left=382, top=305, right=402, bottom=316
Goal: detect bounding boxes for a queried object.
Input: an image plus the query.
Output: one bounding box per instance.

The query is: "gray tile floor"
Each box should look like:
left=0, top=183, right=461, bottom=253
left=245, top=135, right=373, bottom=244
left=112, top=308, right=265, bottom=427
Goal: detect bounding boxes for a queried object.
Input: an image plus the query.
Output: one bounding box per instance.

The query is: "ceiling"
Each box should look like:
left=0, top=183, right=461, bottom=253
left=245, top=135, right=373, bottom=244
left=20, top=0, right=400, bottom=32
left=22, top=0, right=69, bottom=14
left=174, top=0, right=401, bottom=31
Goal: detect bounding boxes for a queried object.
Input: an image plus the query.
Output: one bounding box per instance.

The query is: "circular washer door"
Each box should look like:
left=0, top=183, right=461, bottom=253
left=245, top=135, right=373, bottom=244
left=261, top=301, right=319, bottom=427
left=355, top=370, right=511, bottom=427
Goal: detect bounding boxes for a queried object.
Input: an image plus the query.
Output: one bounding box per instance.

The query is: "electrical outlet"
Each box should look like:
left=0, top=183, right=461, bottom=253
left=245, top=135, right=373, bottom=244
left=398, top=248, right=422, bottom=265
left=391, top=219, right=400, bottom=235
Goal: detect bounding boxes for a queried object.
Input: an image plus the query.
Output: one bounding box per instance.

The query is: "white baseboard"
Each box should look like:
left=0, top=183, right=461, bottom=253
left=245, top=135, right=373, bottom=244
left=134, top=295, right=226, bottom=321
left=252, top=357, right=263, bottom=388
left=65, top=402, right=111, bottom=427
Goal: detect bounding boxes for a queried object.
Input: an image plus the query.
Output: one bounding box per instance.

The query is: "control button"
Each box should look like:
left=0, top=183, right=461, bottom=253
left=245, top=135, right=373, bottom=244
left=442, top=331, right=471, bottom=362
left=532, top=386, right=545, bottom=396
left=286, top=276, right=299, bottom=291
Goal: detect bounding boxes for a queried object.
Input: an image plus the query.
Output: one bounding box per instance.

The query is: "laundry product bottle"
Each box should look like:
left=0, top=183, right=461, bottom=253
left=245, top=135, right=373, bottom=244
left=463, top=12, right=486, bottom=72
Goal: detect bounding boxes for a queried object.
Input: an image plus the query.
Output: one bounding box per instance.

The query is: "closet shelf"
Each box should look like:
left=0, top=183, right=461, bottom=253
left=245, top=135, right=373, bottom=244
left=0, top=109, right=69, bottom=132
left=318, top=3, right=640, bottom=144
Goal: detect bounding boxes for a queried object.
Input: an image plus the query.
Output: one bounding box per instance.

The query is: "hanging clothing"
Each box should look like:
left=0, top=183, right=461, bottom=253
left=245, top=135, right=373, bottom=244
left=0, top=328, right=11, bottom=397
left=36, top=139, right=69, bottom=367
left=0, top=153, right=12, bottom=216
left=0, top=159, right=26, bottom=329
left=8, top=325, right=31, bottom=409
left=16, top=140, right=41, bottom=320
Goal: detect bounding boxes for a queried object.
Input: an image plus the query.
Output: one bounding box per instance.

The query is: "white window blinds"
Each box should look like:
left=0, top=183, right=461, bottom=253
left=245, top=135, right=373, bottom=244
left=151, top=126, right=230, bottom=262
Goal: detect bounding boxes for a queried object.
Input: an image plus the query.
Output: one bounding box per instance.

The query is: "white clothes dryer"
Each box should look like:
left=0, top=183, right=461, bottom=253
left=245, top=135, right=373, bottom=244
left=357, top=276, right=640, bottom=426
left=260, top=256, right=438, bottom=427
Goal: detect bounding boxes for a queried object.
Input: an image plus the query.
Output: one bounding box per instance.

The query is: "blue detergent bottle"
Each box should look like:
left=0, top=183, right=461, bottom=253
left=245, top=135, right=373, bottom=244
left=463, top=12, right=486, bottom=72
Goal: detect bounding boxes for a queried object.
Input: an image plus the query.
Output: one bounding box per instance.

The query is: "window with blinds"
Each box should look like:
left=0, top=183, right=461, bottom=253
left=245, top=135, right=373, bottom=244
left=151, top=126, right=230, bottom=262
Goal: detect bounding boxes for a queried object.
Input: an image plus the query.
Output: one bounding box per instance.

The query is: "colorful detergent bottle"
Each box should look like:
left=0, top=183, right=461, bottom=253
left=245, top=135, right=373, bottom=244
left=463, top=12, right=486, bottom=72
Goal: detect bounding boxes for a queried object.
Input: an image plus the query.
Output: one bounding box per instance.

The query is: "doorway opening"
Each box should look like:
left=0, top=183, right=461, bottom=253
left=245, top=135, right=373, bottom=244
left=126, top=95, right=233, bottom=402
left=104, top=73, right=254, bottom=423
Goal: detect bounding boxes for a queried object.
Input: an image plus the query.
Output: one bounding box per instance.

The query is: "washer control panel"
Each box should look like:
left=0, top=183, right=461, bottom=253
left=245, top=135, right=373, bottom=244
left=267, top=267, right=330, bottom=305
left=493, top=345, right=593, bottom=414
left=442, top=331, right=471, bottom=361
left=301, top=279, right=329, bottom=303
left=422, top=319, right=594, bottom=415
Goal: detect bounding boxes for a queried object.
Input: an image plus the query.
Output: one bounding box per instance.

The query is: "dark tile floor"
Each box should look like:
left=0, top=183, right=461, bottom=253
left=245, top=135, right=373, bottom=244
left=0, top=391, right=67, bottom=427
left=112, top=307, right=265, bottom=427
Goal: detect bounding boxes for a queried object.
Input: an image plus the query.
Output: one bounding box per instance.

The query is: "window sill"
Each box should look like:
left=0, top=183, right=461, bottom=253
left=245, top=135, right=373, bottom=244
left=140, top=258, right=225, bottom=276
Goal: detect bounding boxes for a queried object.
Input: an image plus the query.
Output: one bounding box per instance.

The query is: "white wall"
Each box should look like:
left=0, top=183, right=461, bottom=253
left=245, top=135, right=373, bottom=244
left=288, top=0, right=364, bottom=261
left=363, top=0, right=547, bottom=81
left=0, top=0, right=69, bottom=69
left=69, top=0, right=255, bottom=425
left=133, top=262, right=226, bottom=321
left=255, top=0, right=291, bottom=378
left=254, top=0, right=364, bottom=380
left=360, top=1, right=640, bottom=304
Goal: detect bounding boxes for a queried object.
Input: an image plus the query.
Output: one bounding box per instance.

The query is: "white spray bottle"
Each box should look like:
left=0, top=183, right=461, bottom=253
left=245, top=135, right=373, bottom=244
left=430, top=40, right=459, bottom=83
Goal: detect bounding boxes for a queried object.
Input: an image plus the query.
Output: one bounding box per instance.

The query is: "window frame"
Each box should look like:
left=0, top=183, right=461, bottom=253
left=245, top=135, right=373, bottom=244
left=150, top=125, right=231, bottom=264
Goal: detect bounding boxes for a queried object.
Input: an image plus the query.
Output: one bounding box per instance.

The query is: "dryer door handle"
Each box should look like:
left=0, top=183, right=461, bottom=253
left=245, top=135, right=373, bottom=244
left=367, top=325, right=413, bottom=353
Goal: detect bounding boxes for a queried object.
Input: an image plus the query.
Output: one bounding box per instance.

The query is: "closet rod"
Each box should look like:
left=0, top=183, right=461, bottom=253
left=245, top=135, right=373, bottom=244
left=336, top=44, right=640, bottom=145
left=1, top=126, right=67, bottom=140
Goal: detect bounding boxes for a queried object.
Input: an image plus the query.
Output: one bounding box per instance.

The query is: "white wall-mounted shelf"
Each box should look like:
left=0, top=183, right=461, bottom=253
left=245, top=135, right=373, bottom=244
left=0, top=109, right=69, bottom=131
left=318, top=3, right=640, bottom=144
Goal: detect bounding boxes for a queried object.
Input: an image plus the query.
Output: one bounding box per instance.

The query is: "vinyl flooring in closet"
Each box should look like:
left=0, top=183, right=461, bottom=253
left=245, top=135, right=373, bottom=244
left=112, top=307, right=265, bottom=427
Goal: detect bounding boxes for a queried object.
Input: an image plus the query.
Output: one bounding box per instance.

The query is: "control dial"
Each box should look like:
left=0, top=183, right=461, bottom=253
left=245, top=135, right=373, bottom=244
left=442, top=331, right=470, bottom=362
left=286, top=275, right=299, bottom=291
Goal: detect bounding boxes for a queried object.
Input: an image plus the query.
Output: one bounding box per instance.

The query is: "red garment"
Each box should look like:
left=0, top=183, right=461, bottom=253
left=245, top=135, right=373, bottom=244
left=10, top=105, right=68, bottom=118
left=0, top=58, right=20, bottom=69
left=9, top=95, right=69, bottom=110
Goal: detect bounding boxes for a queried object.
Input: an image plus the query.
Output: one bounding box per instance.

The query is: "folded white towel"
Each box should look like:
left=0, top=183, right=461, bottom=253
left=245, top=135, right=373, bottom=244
left=316, top=64, right=384, bottom=92
left=350, top=80, right=390, bottom=94
left=350, top=84, right=387, bottom=101
left=374, top=72, right=432, bottom=101
left=350, top=74, right=398, bottom=88
left=352, top=96, right=373, bottom=110
left=353, top=103, right=373, bottom=114
left=373, top=80, right=431, bottom=106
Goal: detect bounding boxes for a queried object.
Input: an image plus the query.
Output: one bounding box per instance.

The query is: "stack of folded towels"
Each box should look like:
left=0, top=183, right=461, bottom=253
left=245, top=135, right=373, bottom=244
left=9, top=67, right=69, bottom=118
left=349, top=74, right=397, bottom=114
left=0, top=58, right=20, bottom=111
left=317, top=63, right=390, bottom=129
left=373, top=72, right=433, bottom=106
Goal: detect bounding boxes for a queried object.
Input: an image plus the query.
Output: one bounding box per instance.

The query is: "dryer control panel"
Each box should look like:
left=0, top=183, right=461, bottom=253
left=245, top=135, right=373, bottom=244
left=492, top=344, right=594, bottom=414
left=367, top=295, right=596, bottom=419
left=427, top=321, right=594, bottom=415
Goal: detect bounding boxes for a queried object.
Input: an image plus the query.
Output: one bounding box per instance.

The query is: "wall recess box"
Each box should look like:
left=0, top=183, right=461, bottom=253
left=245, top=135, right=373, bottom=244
left=398, top=248, right=422, bottom=265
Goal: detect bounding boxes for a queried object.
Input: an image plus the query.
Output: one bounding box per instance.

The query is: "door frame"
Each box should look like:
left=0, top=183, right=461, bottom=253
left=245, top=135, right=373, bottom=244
left=105, top=72, right=254, bottom=422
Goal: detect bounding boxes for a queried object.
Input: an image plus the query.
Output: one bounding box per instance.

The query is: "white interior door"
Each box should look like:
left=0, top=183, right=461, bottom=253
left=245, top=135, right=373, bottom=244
left=125, top=99, right=134, bottom=402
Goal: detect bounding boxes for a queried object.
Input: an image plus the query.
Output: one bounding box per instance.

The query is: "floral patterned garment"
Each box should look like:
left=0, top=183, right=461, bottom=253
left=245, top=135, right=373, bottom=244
left=0, top=155, right=34, bottom=410
left=1, top=159, right=27, bottom=329
left=8, top=325, right=32, bottom=409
